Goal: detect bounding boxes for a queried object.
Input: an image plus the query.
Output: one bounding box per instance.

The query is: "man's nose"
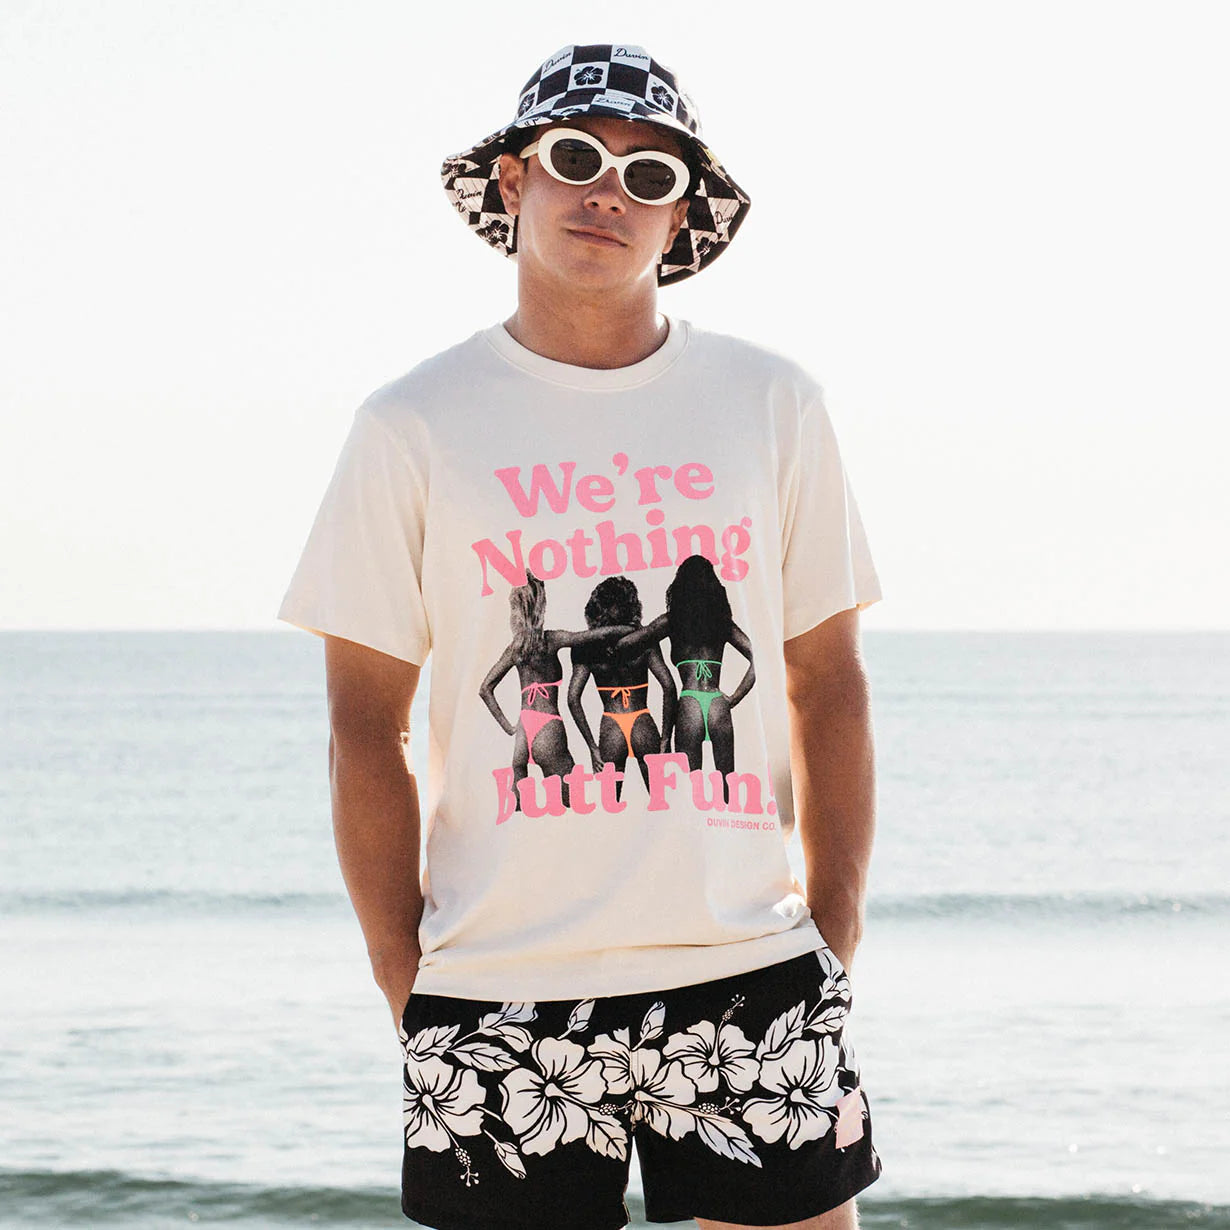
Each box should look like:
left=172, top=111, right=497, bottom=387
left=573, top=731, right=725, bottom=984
left=584, top=166, right=627, bottom=211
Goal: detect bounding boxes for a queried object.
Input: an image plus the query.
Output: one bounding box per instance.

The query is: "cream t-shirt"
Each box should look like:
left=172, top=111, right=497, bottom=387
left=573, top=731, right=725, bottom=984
left=279, top=318, right=881, bottom=1001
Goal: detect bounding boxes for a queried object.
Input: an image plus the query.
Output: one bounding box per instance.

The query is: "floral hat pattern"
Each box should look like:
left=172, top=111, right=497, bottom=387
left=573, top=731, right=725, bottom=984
left=440, top=44, right=751, bottom=285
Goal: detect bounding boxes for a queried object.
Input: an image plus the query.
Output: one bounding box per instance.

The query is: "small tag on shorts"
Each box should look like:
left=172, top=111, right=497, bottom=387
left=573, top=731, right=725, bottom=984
left=834, top=1086, right=865, bottom=1148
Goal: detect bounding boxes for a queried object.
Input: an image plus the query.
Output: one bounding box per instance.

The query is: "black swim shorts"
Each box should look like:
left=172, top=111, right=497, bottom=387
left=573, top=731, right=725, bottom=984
left=398, top=948, right=882, bottom=1229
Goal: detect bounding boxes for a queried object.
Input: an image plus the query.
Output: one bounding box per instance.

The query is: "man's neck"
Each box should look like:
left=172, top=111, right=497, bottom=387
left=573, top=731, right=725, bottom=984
left=504, top=278, right=669, bottom=370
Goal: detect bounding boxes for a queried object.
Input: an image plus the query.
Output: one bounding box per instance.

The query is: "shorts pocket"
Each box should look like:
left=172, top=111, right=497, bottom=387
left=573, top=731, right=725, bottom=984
left=814, top=942, right=847, bottom=977
left=814, top=945, right=853, bottom=1009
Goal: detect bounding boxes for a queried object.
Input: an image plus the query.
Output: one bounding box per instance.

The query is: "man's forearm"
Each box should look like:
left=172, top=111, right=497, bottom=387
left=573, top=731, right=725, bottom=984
left=329, top=735, right=425, bottom=1002
left=787, top=659, right=876, bottom=972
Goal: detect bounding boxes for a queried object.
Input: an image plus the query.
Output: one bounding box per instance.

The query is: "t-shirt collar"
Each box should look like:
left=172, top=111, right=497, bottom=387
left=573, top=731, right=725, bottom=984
left=483, top=316, right=689, bottom=390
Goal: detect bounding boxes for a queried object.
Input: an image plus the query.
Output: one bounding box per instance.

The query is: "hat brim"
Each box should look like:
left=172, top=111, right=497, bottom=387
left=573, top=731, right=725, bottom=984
left=441, top=103, right=750, bottom=286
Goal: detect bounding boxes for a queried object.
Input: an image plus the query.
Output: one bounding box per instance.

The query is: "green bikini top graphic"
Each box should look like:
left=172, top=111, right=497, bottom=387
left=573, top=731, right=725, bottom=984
left=675, top=658, right=723, bottom=683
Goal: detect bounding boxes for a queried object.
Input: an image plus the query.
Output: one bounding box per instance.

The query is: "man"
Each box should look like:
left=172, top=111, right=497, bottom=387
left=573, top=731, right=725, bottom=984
left=280, top=43, right=883, bottom=1230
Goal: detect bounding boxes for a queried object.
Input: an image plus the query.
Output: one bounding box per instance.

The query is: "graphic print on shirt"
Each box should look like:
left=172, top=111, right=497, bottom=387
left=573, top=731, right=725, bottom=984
left=570, top=576, right=670, bottom=801
left=611, top=556, right=757, bottom=807
left=478, top=571, right=635, bottom=812
left=472, top=452, right=769, bottom=825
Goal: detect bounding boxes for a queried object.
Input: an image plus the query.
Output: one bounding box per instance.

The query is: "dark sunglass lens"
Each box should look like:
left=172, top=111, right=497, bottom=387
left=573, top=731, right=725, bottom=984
left=625, top=158, right=678, bottom=201
left=549, top=139, right=603, bottom=182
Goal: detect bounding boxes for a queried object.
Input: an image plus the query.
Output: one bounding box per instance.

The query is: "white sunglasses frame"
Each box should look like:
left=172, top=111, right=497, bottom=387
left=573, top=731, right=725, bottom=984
left=517, top=127, right=691, bottom=206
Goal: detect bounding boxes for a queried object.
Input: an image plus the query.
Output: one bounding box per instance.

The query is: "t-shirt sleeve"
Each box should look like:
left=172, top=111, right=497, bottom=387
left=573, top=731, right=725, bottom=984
left=277, top=403, right=431, bottom=664
left=780, top=389, right=882, bottom=640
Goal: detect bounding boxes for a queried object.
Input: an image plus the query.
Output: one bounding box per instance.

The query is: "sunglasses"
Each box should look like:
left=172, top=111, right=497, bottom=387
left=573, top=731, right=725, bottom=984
left=518, top=127, right=691, bottom=205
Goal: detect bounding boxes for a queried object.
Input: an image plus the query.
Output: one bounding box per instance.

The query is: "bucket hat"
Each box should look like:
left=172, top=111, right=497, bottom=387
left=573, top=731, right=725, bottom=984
left=440, top=44, right=751, bottom=285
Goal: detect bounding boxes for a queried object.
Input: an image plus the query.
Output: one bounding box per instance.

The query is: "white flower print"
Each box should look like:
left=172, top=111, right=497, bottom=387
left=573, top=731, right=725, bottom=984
left=590, top=1024, right=761, bottom=1164
left=639, top=1000, right=667, bottom=1044
left=663, top=1019, right=760, bottom=1093
left=588, top=1026, right=637, bottom=1094
left=402, top=1022, right=460, bottom=1061
left=694, top=1109, right=762, bottom=1167
left=756, top=1001, right=809, bottom=1061
left=841, top=1034, right=859, bottom=1076
left=589, top=1027, right=698, bottom=1139
left=403, top=1056, right=487, bottom=1151
left=814, top=946, right=847, bottom=987
left=400, top=978, right=863, bottom=1185
left=491, top=1136, right=528, bottom=1178
left=630, top=1046, right=699, bottom=1139
left=562, top=998, right=595, bottom=1037
left=807, top=949, right=852, bottom=1035
left=807, top=1000, right=850, bottom=1036
left=741, top=1036, right=844, bottom=1150
left=499, top=1036, right=617, bottom=1157
left=634, top=1047, right=703, bottom=1141
left=450, top=1039, right=522, bottom=1072
left=476, top=1002, right=537, bottom=1047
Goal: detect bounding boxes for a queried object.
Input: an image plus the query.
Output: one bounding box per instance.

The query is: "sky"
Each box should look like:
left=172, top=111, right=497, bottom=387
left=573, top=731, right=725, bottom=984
left=2, top=0, right=1227, bottom=630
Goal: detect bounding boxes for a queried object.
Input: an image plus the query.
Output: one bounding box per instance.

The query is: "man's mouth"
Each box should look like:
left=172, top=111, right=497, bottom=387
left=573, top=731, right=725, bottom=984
left=568, top=226, right=627, bottom=247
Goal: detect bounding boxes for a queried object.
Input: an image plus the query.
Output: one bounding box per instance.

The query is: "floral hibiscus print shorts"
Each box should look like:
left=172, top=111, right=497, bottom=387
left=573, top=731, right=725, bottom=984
left=398, top=948, right=881, bottom=1229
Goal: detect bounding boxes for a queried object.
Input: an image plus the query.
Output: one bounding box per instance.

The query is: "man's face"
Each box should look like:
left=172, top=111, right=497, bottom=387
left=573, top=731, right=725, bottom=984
left=497, top=115, right=691, bottom=295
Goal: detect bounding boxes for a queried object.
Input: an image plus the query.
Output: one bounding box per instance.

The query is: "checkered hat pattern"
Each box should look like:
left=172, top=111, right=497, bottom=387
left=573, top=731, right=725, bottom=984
left=440, top=44, right=751, bottom=285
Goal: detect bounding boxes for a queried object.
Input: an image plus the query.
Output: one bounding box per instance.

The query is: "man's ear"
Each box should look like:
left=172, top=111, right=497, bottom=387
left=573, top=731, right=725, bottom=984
left=663, top=196, right=690, bottom=254
left=497, top=152, right=524, bottom=216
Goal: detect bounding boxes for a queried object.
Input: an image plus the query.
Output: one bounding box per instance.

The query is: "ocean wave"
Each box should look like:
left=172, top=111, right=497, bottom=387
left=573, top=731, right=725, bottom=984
left=860, top=1194, right=1230, bottom=1228
left=0, top=1168, right=394, bottom=1225
left=4, top=887, right=1227, bottom=923
left=0, top=888, right=348, bottom=915
left=0, top=1170, right=1226, bottom=1228
left=868, top=891, right=1230, bottom=922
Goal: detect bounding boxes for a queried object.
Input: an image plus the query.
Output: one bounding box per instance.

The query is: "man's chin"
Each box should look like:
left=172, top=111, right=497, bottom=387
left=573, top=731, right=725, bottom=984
left=536, top=252, right=659, bottom=295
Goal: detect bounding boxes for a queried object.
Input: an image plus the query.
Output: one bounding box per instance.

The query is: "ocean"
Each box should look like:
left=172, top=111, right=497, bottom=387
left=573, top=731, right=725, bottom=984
left=2, top=630, right=1227, bottom=1228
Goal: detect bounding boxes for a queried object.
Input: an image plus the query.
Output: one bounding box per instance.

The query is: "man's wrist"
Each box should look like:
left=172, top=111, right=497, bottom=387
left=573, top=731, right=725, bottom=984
left=807, top=897, right=864, bottom=966
left=369, top=938, right=421, bottom=989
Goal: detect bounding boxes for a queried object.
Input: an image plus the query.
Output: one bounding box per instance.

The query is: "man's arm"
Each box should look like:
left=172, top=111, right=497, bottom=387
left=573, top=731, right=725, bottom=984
left=783, top=607, right=875, bottom=976
left=324, top=634, right=425, bottom=1025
